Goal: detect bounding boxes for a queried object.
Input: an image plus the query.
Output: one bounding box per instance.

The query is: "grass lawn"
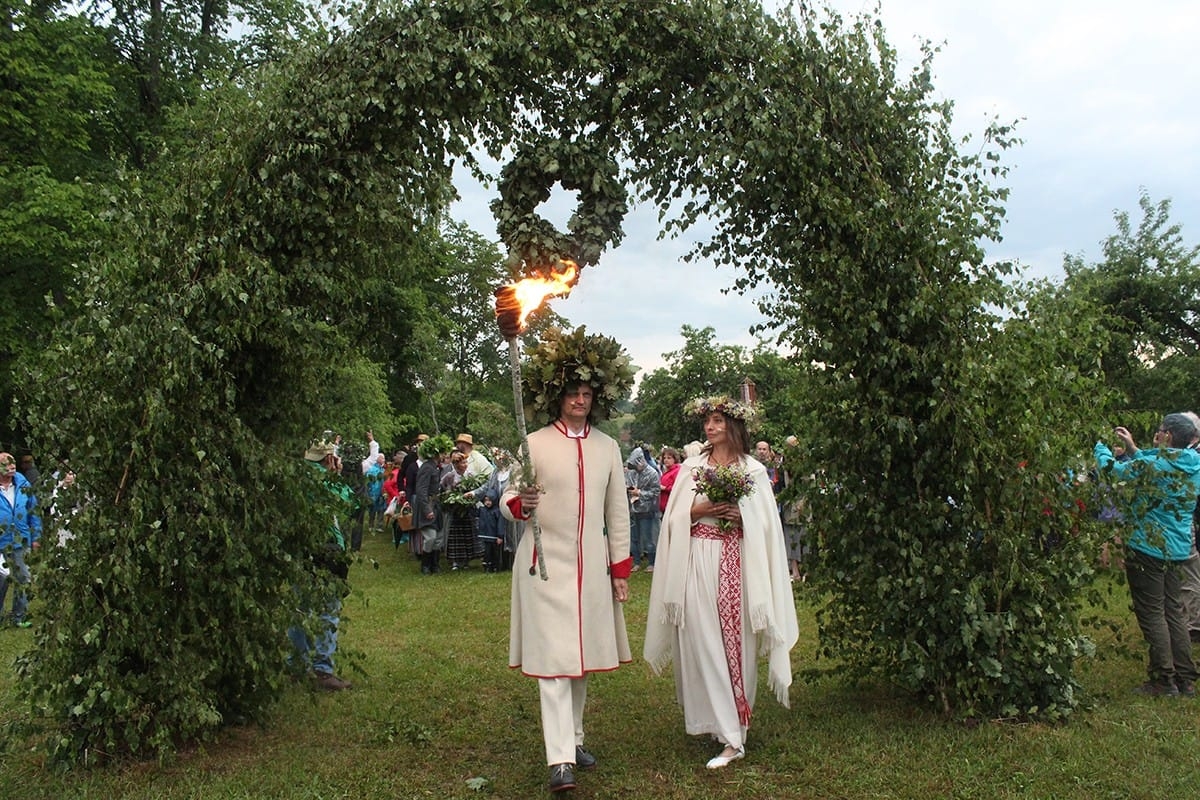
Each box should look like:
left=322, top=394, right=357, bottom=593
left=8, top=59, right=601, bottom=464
left=0, top=530, right=1197, bottom=799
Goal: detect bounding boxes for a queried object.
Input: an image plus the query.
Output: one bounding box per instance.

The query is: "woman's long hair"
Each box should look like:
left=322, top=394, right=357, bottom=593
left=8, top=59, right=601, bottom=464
left=700, top=413, right=751, bottom=457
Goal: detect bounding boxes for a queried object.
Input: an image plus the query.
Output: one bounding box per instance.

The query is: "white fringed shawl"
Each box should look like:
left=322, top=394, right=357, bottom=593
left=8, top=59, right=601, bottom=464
left=643, top=454, right=799, bottom=708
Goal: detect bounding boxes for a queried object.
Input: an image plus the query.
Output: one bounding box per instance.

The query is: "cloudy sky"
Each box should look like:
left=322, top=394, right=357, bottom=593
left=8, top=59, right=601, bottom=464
left=450, top=0, right=1199, bottom=384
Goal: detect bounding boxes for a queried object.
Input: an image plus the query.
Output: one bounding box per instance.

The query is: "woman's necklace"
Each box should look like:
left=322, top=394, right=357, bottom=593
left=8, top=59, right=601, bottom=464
left=710, top=452, right=740, bottom=467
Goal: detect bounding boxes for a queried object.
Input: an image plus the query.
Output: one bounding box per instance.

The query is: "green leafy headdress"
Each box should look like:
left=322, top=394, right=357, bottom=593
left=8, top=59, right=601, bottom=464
left=523, top=326, right=635, bottom=427
left=418, top=433, right=455, bottom=461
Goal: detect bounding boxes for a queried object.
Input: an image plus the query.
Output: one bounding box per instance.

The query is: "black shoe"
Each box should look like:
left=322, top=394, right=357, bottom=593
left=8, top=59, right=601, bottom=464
left=548, top=763, right=576, bottom=793
left=1132, top=680, right=1180, bottom=698
left=1176, top=679, right=1196, bottom=698
left=574, top=745, right=596, bottom=769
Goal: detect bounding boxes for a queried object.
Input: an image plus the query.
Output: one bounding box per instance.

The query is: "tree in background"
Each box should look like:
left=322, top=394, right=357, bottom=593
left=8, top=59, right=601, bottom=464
left=0, top=2, right=114, bottom=445
left=464, top=399, right=520, bottom=456
left=0, top=0, right=319, bottom=449
left=15, top=19, right=466, bottom=759
left=324, top=352, right=411, bottom=447
left=392, top=219, right=567, bottom=444
left=739, top=345, right=806, bottom=447
left=721, top=10, right=1112, bottom=720
left=632, top=326, right=749, bottom=446
left=92, top=0, right=314, bottom=167
left=1057, top=191, right=1200, bottom=412
left=632, top=326, right=806, bottom=449
left=425, top=221, right=518, bottom=435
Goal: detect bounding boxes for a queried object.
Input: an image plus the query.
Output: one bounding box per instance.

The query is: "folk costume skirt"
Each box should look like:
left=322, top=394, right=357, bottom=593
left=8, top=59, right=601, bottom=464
left=674, top=523, right=757, bottom=750
left=445, top=508, right=480, bottom=564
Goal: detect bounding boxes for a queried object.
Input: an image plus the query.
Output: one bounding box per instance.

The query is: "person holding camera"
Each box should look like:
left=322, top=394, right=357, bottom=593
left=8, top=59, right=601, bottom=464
left=1096, top=414, right=1200, bottom=697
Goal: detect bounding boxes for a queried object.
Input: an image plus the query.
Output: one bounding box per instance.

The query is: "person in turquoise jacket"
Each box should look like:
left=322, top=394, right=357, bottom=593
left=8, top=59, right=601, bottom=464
left=1095, top=413, right=1200, bottom=697
left=0, top=451, right=42, bottom=627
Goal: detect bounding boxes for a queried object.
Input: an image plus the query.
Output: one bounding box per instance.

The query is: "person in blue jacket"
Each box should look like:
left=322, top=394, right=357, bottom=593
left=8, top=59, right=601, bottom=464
left=0, top=451, right=42, bottom=627
left=1096, top=413, right=1200, bottom=697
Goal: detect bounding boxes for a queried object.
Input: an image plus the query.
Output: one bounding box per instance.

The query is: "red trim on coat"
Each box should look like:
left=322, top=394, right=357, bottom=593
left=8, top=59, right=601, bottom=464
left=506, top=495, right=529, bottom=520
left=609, top=556, right=633, bottom=580
left=551, top=419, right=591, bottom=439
left=573, top=434, right=587, bottom=671
left=518, top=419, right=618, bottom=673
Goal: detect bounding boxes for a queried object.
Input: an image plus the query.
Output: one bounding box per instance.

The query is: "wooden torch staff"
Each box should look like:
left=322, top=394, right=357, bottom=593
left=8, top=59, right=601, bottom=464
left=496, top=287, right=548, bottom=580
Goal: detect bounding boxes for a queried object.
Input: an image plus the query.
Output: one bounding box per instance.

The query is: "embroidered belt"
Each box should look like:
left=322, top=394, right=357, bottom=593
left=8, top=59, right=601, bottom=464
left=690, top=522, right=743, bottom=540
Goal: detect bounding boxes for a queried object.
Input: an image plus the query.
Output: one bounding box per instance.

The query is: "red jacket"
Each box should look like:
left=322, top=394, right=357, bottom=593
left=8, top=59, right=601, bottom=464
left=659, top=463, right=681, bottom=513
left=383, top=469, right=402, bottom=502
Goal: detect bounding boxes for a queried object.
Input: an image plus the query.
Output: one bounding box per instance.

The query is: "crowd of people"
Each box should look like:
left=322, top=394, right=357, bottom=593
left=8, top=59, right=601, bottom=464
left=311, top=399, right=1200, bottom=792
left=351, top=425, right=814, bottom=589
left=393, top=432, right=520, bottom=575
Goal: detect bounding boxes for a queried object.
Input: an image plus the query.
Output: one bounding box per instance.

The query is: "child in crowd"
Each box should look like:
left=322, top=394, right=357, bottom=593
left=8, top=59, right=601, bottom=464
left=477, top=490, right=504, bottom=573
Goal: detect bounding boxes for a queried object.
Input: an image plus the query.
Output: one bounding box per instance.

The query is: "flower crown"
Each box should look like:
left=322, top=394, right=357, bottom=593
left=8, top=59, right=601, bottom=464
left=685, top=395, right=759, bottom=430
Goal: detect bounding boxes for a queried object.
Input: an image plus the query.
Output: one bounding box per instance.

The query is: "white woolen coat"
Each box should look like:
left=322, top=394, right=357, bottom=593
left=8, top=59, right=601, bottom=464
left=502, top=421, right=633, bottom=677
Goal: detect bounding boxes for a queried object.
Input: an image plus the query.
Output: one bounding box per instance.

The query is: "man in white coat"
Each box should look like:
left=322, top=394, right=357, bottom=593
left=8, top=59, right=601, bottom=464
left=503, top=382, right=633, bottom=794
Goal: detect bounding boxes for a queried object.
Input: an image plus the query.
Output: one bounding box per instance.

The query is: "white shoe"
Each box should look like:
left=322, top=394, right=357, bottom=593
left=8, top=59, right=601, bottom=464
left=705, top=746, right=744, bottom=769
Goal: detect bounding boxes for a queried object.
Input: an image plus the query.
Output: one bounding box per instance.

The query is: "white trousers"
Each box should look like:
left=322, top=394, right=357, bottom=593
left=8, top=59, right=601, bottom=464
left=538, top=676, right=588, bottom=765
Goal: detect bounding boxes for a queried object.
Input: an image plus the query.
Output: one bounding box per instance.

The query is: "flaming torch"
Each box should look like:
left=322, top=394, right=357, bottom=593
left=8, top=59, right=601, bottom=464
left=494, top=260, right=580, bottom=580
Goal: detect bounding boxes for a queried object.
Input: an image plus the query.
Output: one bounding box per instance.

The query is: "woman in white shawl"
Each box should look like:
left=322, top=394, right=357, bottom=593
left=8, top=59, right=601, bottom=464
left=643, top=396, right=799, bottom=769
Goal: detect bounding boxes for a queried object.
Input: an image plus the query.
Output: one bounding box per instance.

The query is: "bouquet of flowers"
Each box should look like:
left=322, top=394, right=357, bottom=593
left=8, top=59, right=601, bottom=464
left=692, top=463, right=756, bottom=531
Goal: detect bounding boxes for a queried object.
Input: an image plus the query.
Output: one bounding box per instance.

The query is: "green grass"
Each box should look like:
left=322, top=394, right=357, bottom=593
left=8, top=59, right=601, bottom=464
left=1, top=532, right=1197, bottom=799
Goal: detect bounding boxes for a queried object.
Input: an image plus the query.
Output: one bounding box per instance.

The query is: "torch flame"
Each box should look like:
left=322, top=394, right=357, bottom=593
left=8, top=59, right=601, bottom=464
left=512, top=260, right=578, bottom=325
left=495, top=260, right=579, bottom=338
left=495, top=260, right=580, bottom=579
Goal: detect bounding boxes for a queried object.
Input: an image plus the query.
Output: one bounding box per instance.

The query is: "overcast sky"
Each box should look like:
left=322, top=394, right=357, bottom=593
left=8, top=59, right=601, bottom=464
left=449, top=0, right=1200, bottom=384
